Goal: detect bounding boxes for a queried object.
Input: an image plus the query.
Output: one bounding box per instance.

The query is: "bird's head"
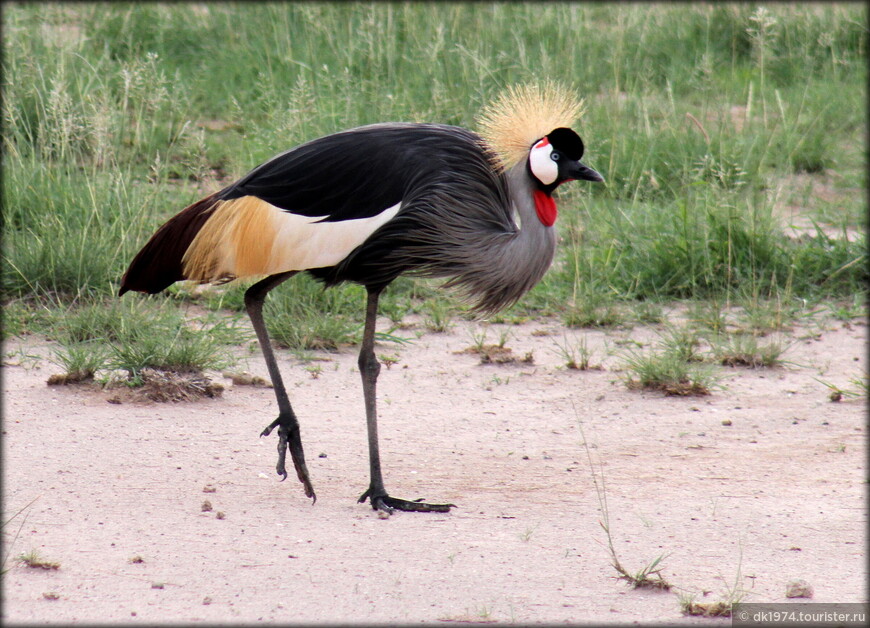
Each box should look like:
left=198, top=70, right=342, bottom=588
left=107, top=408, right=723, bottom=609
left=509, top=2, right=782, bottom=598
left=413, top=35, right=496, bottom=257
left=527, top=127, right=604, bottom=194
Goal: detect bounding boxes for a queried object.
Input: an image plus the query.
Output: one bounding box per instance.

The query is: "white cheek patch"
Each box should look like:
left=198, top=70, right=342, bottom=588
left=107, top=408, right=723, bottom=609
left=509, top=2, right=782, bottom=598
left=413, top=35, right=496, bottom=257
left=528, top=138, right=558, bottom=186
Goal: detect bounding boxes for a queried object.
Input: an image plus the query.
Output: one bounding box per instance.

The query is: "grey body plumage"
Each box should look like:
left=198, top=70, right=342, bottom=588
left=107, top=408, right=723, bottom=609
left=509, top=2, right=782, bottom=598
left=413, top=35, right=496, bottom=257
left=310, top=123, right=555, bottom=315
left=399, top=153, right=557, bottom=315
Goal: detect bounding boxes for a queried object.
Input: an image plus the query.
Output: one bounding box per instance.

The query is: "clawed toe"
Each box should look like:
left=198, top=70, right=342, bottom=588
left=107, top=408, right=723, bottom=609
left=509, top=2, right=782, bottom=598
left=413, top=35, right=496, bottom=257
left=261, top=416, right=315, bottom=502
left=359, top=488, right=454, bottom=514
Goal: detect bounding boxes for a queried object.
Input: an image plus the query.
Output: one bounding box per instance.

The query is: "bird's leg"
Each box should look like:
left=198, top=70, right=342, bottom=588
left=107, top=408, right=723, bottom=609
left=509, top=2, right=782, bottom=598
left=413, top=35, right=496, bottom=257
left=356, top=288, right=454, bottom=514
left=244, top=271, right=315, bottom=503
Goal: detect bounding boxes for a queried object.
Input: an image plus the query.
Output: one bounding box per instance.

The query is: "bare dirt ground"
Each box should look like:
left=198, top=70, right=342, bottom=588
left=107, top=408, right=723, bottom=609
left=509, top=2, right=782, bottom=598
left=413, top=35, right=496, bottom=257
left=2, top=308, right=866, bottom=624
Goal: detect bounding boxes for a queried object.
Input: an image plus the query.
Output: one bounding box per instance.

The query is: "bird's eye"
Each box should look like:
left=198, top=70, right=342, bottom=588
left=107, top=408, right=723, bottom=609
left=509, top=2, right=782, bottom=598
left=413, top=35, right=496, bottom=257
left=550, top=152, right=560, bottom=161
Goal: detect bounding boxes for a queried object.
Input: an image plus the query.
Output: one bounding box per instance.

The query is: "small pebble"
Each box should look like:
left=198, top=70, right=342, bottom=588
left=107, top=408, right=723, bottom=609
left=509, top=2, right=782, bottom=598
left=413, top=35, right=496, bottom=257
left=721, top=419, right=732, bottom=426
left=201, top=500, right=213, bottom=512
left=785, top=578, right=813, bottom=598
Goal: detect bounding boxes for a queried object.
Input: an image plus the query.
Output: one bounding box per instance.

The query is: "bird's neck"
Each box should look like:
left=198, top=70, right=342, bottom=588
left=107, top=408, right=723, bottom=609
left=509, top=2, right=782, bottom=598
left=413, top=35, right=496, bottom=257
left=504, top=160, right=557, bottom=257
left=465, top=160, right=556, bottom=313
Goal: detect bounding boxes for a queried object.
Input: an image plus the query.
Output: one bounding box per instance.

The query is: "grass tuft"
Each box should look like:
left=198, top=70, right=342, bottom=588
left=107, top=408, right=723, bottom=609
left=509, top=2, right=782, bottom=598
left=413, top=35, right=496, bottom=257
left=815, top=373, right=868, bottom=402
left=711, top=334, right=789, bottom=368
left=577, top=412, right=673, bottom=591
left=554, top=335, right=601, bottom=371
left=16, top=549, right=60, bottom=571
left=621, top=346, right=718, bottom=396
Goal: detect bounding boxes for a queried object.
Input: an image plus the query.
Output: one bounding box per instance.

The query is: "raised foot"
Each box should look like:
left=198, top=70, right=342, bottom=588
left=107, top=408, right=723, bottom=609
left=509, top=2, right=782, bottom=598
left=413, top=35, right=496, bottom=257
left=261, top=415, right=316, bottom=503
left=358, top=488, right=455, bottom=514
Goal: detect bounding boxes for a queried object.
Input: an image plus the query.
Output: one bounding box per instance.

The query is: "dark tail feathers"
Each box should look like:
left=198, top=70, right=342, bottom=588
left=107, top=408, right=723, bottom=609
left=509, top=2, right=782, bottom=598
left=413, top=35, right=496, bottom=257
left=118, top=192, right=219, bottom=296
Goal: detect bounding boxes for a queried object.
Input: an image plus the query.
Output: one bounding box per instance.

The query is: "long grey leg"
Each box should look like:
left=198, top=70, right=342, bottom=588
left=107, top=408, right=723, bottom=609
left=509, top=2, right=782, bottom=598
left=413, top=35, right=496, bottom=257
left=356, top=288, right=454, bottom=514
left=244, top=271, right=315, bottom=502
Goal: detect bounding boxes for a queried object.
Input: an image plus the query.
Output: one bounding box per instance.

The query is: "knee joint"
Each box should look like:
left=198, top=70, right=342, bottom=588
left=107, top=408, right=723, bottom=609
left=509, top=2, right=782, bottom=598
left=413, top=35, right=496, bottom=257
left=358, top=352, right=380, bottom=377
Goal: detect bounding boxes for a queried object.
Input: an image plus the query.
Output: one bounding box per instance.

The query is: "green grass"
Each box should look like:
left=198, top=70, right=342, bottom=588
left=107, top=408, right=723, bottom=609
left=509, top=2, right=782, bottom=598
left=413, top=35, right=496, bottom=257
left=422, top=298, right=456, bottom=333
left=710, top=333, right=790, bottom=368
left=554, top=335, right=600, bottom=371
left=41, top=297, right=244, bottom=382
left=1, top=3, right=866, bottom=360
left=620, top=345, right=720, bottom=397
left=261, top=276, right=365, bottom=351
left=2, top=498, right=39, bottom=575
left=16, top=548, right=60, bottom=571
left=815, top=372, right=868, bottom=402
left=48, top=339, right=109, bottom=383
left=577, top=414, right=673, bottom=590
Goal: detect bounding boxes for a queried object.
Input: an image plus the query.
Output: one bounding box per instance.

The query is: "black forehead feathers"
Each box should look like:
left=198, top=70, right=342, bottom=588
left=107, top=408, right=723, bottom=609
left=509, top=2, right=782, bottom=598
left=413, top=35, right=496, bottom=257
left=546, top=127, right=584, bottom=160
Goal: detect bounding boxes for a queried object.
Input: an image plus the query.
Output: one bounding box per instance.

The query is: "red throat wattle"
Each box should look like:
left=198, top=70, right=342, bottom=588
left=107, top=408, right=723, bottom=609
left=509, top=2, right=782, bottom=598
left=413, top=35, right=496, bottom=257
left=533, top=190, right=557, bottom=226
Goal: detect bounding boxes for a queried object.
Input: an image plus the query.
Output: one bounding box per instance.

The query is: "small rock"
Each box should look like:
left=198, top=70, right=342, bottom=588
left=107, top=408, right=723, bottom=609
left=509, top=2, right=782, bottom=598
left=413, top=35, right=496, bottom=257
left=201, top=500, right=213, bottom=512
left=785, top=578, right=813, bottom=598
left=203, top=596, right=212, bottom=605
left=203, top=485, right=217, bottom=493
left=151, top=582, right=165, bottom=590
left=721, top=419, right=732, bottom=426
left=216, top=511, right=226, bottom=520
left=223, top=371, right=270, bottom=387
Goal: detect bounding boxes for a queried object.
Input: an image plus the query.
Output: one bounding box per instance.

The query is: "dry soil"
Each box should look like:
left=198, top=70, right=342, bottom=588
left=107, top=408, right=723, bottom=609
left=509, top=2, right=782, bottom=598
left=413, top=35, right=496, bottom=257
left=1, top=309, right=866, bottom=624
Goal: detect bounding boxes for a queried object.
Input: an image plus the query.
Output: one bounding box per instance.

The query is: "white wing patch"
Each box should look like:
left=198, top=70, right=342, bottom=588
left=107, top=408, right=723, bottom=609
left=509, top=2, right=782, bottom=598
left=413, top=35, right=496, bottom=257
left=183, top=196, right=402, bottom=283
left=268, top=202, right=402, bottom=273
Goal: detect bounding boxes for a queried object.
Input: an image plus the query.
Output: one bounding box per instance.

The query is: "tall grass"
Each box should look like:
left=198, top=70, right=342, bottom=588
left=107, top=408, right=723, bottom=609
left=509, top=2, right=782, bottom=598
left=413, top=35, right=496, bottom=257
left=2, top=3, right=866, bottom=349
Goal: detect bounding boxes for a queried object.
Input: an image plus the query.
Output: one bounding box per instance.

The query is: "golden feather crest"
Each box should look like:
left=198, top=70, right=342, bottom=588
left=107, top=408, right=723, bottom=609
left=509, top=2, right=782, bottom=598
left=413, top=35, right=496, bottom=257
left=476, top=81, right=585, bottom=171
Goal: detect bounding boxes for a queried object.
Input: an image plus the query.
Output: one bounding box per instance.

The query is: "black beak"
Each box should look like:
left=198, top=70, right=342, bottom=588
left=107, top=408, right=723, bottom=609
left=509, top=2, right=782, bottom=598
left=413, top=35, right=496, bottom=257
left=569, top=161, right=605, bottom=183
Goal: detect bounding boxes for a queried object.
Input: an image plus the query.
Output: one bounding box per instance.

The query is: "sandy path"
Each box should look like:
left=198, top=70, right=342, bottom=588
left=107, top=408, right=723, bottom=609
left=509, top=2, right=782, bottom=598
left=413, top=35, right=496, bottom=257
left=2, top=313, right=866, bottom=624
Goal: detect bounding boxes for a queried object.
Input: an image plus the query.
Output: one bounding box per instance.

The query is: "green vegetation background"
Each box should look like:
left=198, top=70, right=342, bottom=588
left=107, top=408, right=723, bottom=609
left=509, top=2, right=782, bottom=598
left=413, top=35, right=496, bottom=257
left=2, top=3, right=866, bottom=366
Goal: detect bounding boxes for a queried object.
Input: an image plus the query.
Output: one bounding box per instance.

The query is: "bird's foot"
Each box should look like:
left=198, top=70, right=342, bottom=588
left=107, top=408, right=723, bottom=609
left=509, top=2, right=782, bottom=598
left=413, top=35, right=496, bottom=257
left=260, top=414, right=316, bottom=503
left=358, top=487, right=455, bottom=514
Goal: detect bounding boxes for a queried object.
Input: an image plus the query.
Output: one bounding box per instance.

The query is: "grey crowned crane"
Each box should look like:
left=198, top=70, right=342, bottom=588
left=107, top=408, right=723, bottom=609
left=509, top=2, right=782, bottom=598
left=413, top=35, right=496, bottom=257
left=119, top=83, right=604, bottom=514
